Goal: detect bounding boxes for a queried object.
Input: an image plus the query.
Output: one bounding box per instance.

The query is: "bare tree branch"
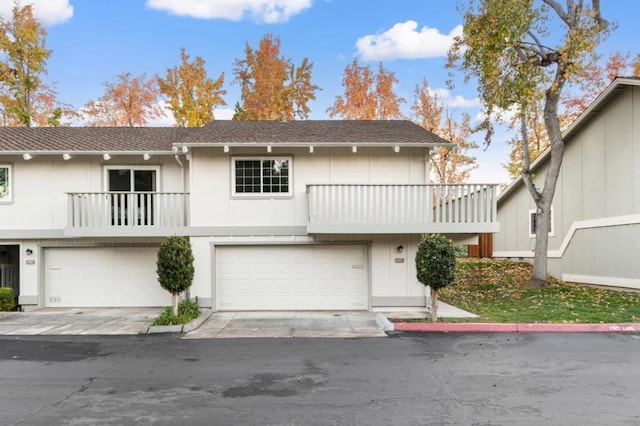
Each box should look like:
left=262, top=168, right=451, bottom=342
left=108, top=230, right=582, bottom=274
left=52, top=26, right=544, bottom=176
left=542, top=0, right=570, bottom=25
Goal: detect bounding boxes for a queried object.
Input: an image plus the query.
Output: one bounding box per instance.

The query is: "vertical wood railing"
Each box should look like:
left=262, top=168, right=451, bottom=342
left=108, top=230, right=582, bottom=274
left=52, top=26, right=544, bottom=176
left=67, top=192, right=189, bottom=229
left=307, top=184, right=498, bottom=226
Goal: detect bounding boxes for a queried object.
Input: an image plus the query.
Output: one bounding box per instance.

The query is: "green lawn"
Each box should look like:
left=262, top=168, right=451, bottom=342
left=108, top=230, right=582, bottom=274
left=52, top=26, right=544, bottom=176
left=437, top=259, right=640, bottom=323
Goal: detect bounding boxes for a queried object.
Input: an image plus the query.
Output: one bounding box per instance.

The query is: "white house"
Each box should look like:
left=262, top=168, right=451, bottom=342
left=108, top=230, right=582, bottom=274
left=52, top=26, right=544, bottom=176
left=493, top=77, right=640, bottom=289
left=0, top=120, right=499, bottom=310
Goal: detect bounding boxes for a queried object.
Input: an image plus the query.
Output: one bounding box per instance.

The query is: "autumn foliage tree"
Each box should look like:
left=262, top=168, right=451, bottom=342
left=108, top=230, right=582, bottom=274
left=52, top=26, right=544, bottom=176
left=504, top=51, right=640, bottom=179
left=158, top=48, right=227, bottom=127
left=233, top=34, right=318, bottom=120
left=84, top=72, right=162, bottom=127
left=449, top=0, right=611, bottom=287
left=411, top=78, right=477, bottom=184
left=328, top=59, right=405, bottom=120
left=0, top=3, right=61, bottom=127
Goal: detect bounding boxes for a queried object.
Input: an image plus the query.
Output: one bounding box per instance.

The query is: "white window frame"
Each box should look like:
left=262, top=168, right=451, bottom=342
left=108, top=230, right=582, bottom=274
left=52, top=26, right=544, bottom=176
left=0, top=164, right=13, bottom=204
left=529, top=207, right=554, bottom=238
left=103, top=165, right=161, bottom=192
left=232, top=156, right=292, bottom=198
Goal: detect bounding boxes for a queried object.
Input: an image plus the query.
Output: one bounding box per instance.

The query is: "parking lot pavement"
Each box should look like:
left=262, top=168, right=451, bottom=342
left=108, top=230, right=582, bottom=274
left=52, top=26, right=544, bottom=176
left=0, top=308, right=160, bottom=335
left=183, top=311, right=388, bottom=339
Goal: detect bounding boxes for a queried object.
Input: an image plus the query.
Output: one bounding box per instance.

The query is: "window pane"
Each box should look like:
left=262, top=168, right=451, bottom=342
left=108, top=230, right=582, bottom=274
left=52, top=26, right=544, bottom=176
left=0, top=167, right=9, bottom=201
left=235, top=160, right=261, bottom=193
left=262, top=159, right=289, bottom=194
left=134, top=170, right=156, bottom=192
left=109, top=169, right=131, bottom=192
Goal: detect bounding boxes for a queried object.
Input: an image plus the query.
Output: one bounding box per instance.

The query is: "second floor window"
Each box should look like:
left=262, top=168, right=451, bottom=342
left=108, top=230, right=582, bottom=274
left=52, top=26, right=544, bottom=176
left=233, top=157, right=291, bottom=196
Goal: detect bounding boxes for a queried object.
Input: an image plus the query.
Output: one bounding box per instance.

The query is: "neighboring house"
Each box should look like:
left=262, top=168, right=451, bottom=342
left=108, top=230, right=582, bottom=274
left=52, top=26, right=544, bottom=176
left=0, top=120, right=499, bottom=311
left=494, top=77, right=640, bottom=289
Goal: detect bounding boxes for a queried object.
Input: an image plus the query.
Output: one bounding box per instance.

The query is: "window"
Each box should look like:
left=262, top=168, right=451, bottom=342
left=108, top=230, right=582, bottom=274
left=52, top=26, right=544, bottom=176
left=0, top=164, right=12, bottom=204
left=104, top=166, right=159, bottom=225
left=529, top=207, right=554, bottom=238
left=233, top=157, right=291, bottom=196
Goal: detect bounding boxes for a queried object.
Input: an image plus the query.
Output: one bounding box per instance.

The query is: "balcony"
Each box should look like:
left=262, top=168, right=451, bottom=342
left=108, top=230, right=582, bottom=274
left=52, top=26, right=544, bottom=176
left=66, top=192, right=189, bottom=237
left=307, top=184, right=499, bottom=234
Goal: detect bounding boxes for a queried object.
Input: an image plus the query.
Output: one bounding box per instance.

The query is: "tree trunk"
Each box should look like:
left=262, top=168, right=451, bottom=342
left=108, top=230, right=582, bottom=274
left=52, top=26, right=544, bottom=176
left=172, top=293, right=180, bottom=316
left=530, top=204, right=551, bottom=288
left=431, top=287, right=438, bottom=323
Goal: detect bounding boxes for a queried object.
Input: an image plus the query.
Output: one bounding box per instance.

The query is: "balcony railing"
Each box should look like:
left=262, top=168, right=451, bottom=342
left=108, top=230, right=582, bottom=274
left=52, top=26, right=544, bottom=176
left=307, top=184, right=499, bottom=234
left=67, top=192, right=189, bottom=234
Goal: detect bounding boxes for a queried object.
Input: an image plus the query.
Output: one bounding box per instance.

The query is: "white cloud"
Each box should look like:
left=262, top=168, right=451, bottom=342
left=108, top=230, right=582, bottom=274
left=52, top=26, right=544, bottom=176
left=0, top=0, right=73, bottom=26
left=214, top=108, right=234, bottom=120
left=356, top=21, right=462, bottom=61
left=428, top=88, right=480, bottom=109
left=146, top=0, right=312, bottom=23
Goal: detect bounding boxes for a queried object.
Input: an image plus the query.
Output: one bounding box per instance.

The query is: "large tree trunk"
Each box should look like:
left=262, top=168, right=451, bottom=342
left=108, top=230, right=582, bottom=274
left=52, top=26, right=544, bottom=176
left=431, top=287, right=438, bottom=323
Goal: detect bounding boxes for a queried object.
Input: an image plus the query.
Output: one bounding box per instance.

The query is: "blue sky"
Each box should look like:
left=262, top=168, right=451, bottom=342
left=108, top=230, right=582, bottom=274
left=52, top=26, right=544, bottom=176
left=2, top=0, right=639, bottom=185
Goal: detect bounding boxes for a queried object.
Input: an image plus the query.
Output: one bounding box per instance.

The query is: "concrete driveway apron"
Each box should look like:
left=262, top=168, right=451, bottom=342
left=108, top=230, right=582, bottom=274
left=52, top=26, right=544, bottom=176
left=183, top=311, right=387, bottom=339
left=0, top=308, right=160, bottom=335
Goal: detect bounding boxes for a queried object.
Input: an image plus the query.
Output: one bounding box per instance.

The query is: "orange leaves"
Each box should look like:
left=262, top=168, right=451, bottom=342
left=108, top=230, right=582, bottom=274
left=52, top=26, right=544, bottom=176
left=327, top=59, right=405, bottom=120
left=158, top=48, right=226, bottom=127
left=0, top=3, right=53, bottom=126
left=83, top=72, right=162, bottom=127
left=233, top=33, right=318, bottom=121
left=411, top=79, right=477, bottom=184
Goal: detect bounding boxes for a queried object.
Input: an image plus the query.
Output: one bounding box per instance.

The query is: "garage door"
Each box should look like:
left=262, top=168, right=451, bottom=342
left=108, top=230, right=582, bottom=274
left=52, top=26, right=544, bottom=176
left=45, top=247, right=170, bottom=307
left=216, top=245, right=368, bottom=310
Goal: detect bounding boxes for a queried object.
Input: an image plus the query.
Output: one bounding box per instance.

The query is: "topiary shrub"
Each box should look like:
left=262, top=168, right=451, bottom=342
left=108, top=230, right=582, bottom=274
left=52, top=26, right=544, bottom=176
left=0, top=287, right=15, bottom=311
left=157, top=236, right=194, bottom=316
left=415, top=234, right=456, bottom=322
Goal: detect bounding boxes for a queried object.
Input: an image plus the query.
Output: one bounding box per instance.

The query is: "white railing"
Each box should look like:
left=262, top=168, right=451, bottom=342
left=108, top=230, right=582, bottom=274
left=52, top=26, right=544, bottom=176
left=307, top=184, right=498, bottom=233
left=67, top=192, right=189, bottom=229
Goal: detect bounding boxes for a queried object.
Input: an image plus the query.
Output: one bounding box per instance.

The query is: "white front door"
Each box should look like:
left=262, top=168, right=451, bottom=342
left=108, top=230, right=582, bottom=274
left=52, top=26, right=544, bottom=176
left=216, top=245, right=368, bottom=310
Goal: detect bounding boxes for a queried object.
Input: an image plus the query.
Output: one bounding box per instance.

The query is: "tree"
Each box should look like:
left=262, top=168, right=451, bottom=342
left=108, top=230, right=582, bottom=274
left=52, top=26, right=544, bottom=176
left=158, top=48, right=227, bottom=127
left=449, top=0, right=611, bottom=287
left=415, top=234, right=456, bottom=322
left=233, top=33, right=319, bottom=120
left=156, top=236, right=194, bottom=316
left=411, top=79, right=478, bottom=184
left=328, top=59, right=405, bottom=119
left=84, top=72, right=162, bottom=127
left=504, top=51, right=640, bottom=180
left=0, top=3, right=51, bottom=126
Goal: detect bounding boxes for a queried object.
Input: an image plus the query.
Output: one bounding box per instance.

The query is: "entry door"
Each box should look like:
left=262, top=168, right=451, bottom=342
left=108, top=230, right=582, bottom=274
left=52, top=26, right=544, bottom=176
left=107, top=168, right=157, bottom=225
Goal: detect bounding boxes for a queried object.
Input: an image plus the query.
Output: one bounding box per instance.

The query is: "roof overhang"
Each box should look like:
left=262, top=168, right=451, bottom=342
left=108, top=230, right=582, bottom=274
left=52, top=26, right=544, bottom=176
left=497, top=77, right=640, bottom=204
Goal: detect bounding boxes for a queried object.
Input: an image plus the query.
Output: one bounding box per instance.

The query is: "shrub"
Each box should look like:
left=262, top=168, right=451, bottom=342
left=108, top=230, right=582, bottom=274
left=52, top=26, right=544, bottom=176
left=157, top=236, right=194, bottom=316
left=0, top=287, right=15, bottom=311
left=153, top=299, right=200, bottom=326
left=415, top=234, right=456, bottom=322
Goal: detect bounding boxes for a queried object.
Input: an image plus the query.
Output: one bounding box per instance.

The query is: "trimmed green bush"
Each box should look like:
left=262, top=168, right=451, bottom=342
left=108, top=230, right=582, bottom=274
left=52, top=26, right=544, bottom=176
left=153, top=299, right=200, bottom=326
left=415, top=234, right=456, bottom=322
left=0, top=287, right=16, bottom=311
left=157, top=236, right=194, bottom=316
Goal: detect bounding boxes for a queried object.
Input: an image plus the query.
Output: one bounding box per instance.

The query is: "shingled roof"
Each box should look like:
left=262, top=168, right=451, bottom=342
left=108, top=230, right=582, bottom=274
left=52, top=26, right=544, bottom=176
left=0, top=120, right=451, bottom=153
left=178, top=120, right=451, bottom=146
left=0, top=127, right=187, bottom=153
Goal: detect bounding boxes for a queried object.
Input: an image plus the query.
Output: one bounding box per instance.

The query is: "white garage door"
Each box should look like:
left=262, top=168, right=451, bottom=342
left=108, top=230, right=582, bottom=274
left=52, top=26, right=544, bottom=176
left=217, top=245, right=368, bottom=310
left=45, top=247, right=171, bottom=307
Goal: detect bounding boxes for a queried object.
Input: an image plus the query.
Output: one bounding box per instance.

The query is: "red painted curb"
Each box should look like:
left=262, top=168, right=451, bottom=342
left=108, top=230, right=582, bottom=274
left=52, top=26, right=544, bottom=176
left=393, top=322, right=640, bottom=333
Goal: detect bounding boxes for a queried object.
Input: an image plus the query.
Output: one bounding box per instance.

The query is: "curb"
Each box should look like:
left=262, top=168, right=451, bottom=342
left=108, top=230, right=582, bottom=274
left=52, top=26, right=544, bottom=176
left=393, top=322, right=640, bottom=333
left=374, top=312, right=395, bottom=332
left=144, top=309, right=213, bottom=334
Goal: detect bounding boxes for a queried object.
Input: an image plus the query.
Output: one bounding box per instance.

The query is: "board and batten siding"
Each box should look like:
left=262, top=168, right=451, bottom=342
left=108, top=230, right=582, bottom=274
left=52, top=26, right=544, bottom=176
left=494, top=84, right=640, bottom=288
left=188, top=147, right=428, bottom=228
left=0, top=155, right=185, bottom=232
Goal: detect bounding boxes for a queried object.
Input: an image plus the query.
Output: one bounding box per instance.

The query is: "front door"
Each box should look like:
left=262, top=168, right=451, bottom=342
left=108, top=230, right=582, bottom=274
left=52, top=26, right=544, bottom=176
left=107, top=168, right=157, bottom=226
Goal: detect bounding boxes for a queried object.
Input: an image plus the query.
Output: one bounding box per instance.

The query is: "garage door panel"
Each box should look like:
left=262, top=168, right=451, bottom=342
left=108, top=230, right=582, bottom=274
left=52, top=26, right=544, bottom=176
left=46, top=247, right=170, bottom=307
left=217, top=245, right=368, bottom=311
